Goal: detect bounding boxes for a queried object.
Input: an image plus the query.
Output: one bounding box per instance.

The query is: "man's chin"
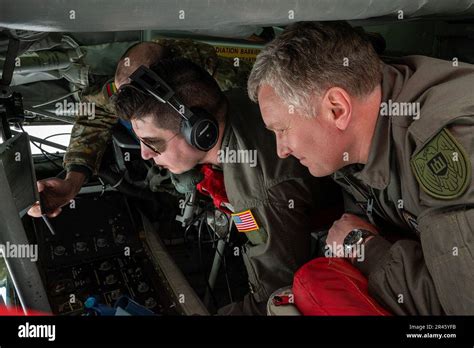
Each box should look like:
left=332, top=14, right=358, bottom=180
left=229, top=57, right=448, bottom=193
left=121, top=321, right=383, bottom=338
left=156, top=165, right=179, bottom=174
left=168, top=167, right=190, bottom=175
left=308, top=165, right=331, bottom=178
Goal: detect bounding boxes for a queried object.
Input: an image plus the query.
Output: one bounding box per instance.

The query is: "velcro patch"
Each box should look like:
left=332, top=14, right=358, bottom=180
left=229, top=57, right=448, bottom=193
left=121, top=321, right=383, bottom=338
left=411, top=128, right=471, bottom=199
left=106, top=82, right=117, bottom=97
left=232, top=209, right=259, bottom=232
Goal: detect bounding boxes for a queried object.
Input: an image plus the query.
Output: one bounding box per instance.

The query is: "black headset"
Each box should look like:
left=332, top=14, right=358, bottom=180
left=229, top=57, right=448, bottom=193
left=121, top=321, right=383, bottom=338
left=127, top=65, right=219, bottom=152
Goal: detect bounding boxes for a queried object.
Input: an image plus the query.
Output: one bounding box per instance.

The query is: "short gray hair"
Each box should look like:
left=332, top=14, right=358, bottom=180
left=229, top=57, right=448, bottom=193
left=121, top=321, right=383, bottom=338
left=248, top=21, right=382, bottom=117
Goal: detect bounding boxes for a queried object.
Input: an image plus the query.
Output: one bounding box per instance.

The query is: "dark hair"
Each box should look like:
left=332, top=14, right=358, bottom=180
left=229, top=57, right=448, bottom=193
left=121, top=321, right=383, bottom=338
left=114, top=57, right=225, bottom=132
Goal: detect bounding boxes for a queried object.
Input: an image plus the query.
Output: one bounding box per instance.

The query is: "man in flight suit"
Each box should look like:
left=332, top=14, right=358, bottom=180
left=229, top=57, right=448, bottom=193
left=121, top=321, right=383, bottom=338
left=28, top=39, right=253, bottom=217
left=113, top=57, right=337, bottom=314
left=248, top=21, right=474, bottom=315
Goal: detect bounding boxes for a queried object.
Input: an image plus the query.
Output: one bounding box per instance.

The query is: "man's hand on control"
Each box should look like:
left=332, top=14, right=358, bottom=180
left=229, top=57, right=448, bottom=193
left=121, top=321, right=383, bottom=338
left=27, top=171, right=86, bottom=218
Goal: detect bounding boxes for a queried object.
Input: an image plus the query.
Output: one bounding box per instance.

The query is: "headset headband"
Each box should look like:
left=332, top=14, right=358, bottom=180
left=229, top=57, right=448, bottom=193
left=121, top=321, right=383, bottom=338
left=128, top=65, right=195, bottom=122
left=125, top=65, right=219, bottom=152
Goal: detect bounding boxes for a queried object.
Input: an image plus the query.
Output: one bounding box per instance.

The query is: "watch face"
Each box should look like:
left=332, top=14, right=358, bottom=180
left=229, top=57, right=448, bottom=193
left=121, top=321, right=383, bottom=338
left=344, top=229, right=363, bottom=247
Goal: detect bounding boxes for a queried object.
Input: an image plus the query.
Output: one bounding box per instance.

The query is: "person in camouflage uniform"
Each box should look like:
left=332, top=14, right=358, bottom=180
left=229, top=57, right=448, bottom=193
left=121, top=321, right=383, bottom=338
left=28, top=39, right=253, bottom=217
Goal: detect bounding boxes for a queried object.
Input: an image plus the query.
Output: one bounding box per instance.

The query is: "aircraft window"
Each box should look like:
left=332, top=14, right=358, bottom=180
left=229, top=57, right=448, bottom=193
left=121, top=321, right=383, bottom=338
left=20, top=125, right=73, bottom=156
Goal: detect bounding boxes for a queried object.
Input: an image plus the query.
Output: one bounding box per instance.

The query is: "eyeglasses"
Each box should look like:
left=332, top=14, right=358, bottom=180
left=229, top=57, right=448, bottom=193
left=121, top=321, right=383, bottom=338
left=112, top=84, right=180, bottom=155
left=133, top=130, right=179, bottom=155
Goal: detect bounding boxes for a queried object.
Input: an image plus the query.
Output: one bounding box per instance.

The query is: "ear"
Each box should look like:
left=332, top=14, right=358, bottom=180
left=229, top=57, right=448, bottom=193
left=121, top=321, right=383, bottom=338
left=322, top=87, right=352, bottom=131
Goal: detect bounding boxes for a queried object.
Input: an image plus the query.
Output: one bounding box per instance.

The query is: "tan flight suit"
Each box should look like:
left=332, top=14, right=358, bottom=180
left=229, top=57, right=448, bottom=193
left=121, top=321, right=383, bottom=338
left=63, top=38, right=253, bottom=175
left=333, top=55, right=474, bottom=315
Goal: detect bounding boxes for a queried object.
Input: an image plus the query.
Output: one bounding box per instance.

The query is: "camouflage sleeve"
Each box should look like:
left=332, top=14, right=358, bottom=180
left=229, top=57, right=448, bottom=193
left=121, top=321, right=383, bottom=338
left=153, top=38, right=219, bottom=74
left=153, top=38, right=252, bottom=91
left=212, top=54, right=252, bottom=91
left=63, top=79, right=118, bottom=175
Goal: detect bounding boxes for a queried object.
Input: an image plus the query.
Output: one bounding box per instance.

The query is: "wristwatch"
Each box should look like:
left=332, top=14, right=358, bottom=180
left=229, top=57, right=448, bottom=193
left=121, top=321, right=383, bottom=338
left=343, top=228, right=375, bottom=254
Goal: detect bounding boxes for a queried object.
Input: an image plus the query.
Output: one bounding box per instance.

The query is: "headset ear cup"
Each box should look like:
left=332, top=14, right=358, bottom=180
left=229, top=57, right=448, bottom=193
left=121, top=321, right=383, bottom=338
left=189, top=108, right=219, bottom=151
left=180, top=118, right=193, bottom=147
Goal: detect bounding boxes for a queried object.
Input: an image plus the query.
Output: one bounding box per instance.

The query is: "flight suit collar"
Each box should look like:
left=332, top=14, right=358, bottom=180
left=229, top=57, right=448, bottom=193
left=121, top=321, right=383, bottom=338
left=220, top=92, right=237, bottom=153
left=355, top=108, right=391, bottom=190
left=355, top=62, right=409, bottom=190
left=221, top=116, right=232, bottom=153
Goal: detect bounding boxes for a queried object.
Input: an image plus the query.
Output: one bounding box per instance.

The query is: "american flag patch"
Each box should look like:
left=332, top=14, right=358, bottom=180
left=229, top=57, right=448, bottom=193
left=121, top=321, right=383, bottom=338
left=232, top=210, right=259, bottom=232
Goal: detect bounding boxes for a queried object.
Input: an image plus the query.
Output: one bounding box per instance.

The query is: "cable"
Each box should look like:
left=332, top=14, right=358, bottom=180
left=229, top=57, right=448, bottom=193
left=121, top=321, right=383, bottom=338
left=97, top=177, right=106, bottom=197
left=198, top=216, right=205, bottom=275
left=220, top=249, right=233, bottom=303
left=31, top=141, right=63, bottom=170
left=197, top=215, right=220, bottom=309
left=200, top=210, right=235, bottom=305
left=31, top=91, right=80, bottom=109
left=43, top=132, right=71, bottom=142
left=183, top=208, right=206, bottom=242
left=181, top=200, right=233, bottom=308
left=17, top=124, right=64, bottom=170
left=205, top=215, right=233, bottom=303
left=19, top=126, right=69, bottom=161
left=38, top=133, right=70, bottom=159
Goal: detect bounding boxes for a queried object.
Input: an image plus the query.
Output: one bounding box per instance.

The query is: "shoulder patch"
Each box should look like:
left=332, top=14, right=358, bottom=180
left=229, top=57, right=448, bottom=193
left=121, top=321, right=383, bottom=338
left=232, top=209, right=259, bottom=232
left=410, top=128, right=471, bottom=199
left=105, top=81, right=117, bottom=97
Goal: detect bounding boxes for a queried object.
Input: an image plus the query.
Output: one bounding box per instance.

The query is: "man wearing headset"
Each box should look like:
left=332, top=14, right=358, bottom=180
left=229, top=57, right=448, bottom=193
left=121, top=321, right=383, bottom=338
left=28, top=40, right=252, bottom=218
left=114, top=58, right=339, bottom=315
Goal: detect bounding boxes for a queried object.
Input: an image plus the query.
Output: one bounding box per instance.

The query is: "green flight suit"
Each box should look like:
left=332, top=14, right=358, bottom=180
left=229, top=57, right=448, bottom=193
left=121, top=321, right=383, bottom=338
left=219, top=90, right=333, bottom=314
left=333, top=55, right=474, bottom=315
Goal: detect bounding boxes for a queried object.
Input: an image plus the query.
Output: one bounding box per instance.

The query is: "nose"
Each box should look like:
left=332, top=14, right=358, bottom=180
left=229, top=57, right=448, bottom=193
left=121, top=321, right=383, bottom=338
left=140, top=142, right=156, bottom=161
left=276, top=138, right=291, bottom=159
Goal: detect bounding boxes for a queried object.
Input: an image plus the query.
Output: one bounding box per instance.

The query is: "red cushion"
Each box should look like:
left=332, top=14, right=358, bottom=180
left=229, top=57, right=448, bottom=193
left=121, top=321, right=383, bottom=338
left=0, top=305, right=50, bottom=316
left=293, top=257, right=391, bottom=316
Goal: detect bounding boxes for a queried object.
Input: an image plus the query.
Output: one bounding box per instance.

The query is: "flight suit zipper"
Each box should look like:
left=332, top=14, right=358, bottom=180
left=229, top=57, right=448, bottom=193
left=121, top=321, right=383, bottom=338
left=241, top=243, right=268, bottom=302
left=342, top=175, right=390, bottom=226
left=369, top=185, right=392, bottom=223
